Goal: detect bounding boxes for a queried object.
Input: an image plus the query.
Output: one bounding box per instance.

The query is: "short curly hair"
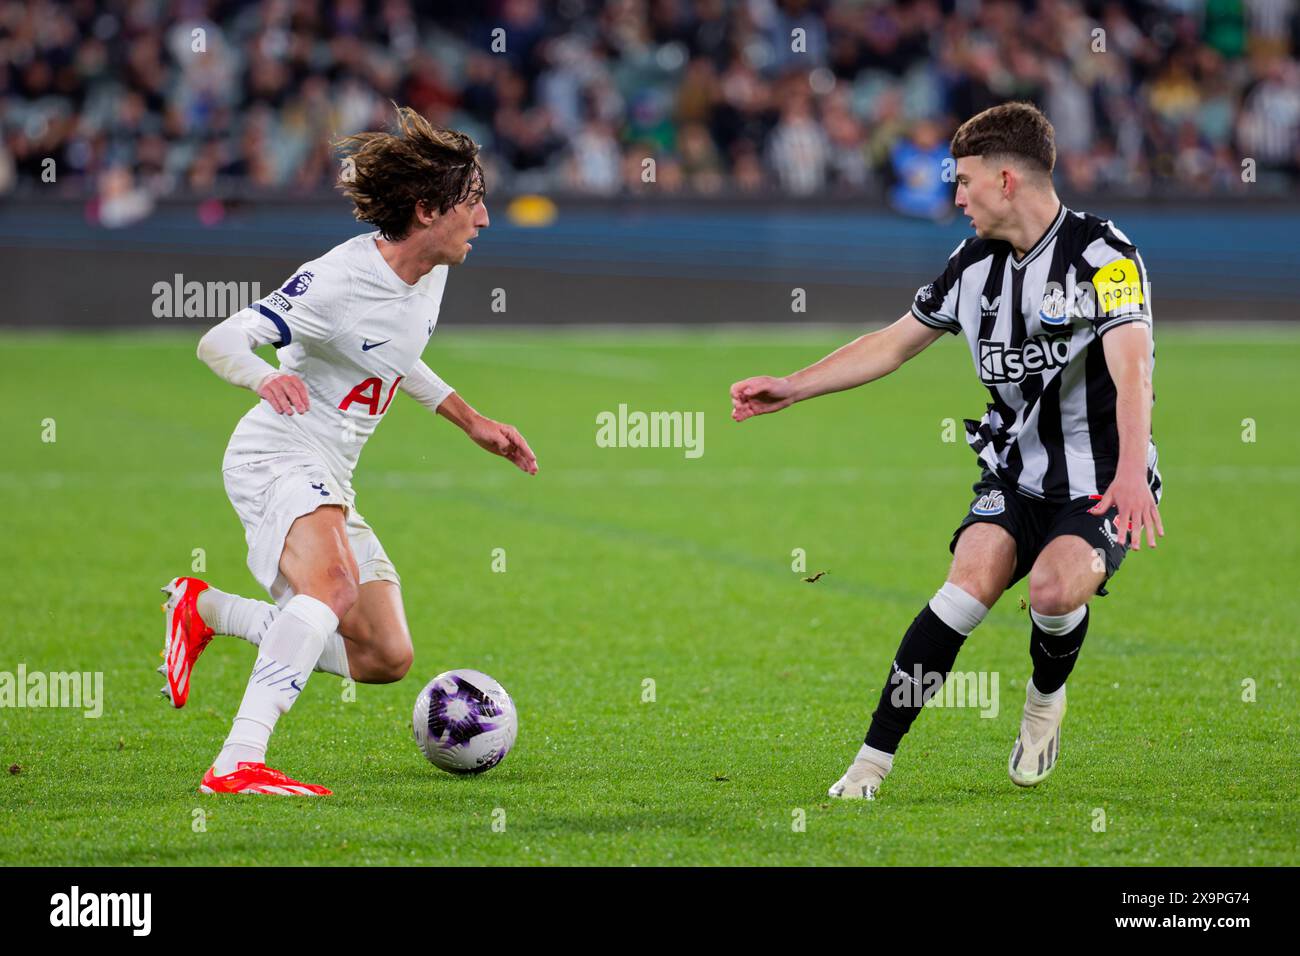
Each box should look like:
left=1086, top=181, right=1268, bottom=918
left=335, top=105, right=485, bottom=241
left=950, top=101, right=1056, bottom=176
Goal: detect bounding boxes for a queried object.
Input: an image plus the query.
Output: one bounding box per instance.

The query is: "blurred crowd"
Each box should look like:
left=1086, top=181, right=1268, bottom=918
left=2, top=0, right=1299, bottom=222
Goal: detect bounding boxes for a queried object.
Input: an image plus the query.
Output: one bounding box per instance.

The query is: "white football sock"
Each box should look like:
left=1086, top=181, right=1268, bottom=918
left=929, top=582, right=990, bottom=636
left=1029, top=605, right=1087, bottom=635
left=1026, top=607, right=1085, bottom=706
left=198, top=586, right=276, bottom=645
left=197, top=587, right=351, bottom=677
left=311, top=629, right=349, bottom=679
left=855, top=743, right=894, bottom=773
left=1026, top=675, right=1066, bottom=706
left=213, top=595, right=338, bottom=776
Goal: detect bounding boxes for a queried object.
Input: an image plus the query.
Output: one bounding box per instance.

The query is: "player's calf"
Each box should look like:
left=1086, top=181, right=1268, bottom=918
left=830, top=523, right=1015, bottom=800
left=1009, top=535, right=1103, bottom=787
left=335, top=579, right=414, bottom=683
left=347, top=641, right=413, bottom=684
left=207, top=506, right=357, bottom=784
left=830, top=582, right=991, bottom=800
left=1026, top=534, right=1104, bottom=693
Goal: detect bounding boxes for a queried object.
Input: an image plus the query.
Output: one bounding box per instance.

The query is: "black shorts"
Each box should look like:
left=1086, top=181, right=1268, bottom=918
left=949, top=469, right=1129, bottom=596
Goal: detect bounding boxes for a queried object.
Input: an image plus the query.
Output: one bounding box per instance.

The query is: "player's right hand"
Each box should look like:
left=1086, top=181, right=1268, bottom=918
left=730, top=376, right=796, bottom=422
left=258, top=372, right=310, bottom=415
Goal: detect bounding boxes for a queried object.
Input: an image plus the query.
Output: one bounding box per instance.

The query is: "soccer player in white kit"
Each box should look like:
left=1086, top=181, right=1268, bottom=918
left=159, top=108, right=537, bottom=796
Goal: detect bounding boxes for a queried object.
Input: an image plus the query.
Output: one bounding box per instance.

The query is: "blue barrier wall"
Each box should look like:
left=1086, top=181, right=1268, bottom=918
left=1, top=199, right=1295, bottom=326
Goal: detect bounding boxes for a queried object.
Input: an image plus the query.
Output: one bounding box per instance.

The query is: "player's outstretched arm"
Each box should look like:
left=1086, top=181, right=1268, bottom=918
left=730, top=313, right=945, bottom=422
left=196, top=316, right=308, bottom=414
left=432, top=390, right=539, bottom=476
left=1089, top=322, right=1163, bottom=550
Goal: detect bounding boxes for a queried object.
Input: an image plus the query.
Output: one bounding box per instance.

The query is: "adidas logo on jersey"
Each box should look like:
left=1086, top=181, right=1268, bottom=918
left=978, top=332, right=1072, bottom=385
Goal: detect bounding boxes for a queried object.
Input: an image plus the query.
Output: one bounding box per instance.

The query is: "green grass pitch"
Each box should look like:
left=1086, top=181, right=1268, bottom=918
left=1, top=325, right=1296, bottom=866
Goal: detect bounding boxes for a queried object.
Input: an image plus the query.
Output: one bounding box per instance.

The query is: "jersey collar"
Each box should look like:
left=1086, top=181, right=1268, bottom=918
left=1010, top=202, right=1066, bottom=271
left=368, top=231, right=424, bottom=291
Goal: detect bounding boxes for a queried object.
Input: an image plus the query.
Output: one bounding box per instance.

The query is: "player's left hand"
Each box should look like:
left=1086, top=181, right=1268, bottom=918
left=468, top=417, right=538, bottom=475
left=1089, top=473, right=1163, bottom=550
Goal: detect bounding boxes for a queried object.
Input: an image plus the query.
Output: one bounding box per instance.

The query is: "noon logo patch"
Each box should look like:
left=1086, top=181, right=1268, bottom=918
left=1094, top=258, right=1144, bottom=313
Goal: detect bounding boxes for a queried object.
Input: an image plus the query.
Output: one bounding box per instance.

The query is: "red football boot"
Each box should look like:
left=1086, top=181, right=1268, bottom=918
left=160, top=576, right=215, bottom=708
left=200, top=763, right=333, bottom=796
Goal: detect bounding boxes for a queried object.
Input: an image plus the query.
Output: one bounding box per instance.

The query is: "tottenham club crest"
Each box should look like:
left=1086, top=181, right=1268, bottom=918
left=281, top=271, right=315, bottom=297
left=972, top=490, right=1005, bottom=516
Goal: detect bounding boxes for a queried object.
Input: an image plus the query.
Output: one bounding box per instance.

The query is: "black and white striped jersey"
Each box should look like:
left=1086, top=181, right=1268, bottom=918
left=911, top=203, right=1161, bottom=503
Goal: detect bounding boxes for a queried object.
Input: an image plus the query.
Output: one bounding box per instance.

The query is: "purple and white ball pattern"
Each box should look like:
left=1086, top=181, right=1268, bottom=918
left=413, top=669, right=517, bottom=774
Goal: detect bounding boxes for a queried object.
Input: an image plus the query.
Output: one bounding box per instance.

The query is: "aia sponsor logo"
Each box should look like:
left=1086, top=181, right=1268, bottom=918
left=978, top=332, right=1072, bottom=385
left=339, top=376, right=404, bottom=415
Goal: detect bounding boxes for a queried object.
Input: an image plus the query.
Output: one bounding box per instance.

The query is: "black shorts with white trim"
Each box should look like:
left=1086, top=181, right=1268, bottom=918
left=950, top=468, right=1129, bottom=596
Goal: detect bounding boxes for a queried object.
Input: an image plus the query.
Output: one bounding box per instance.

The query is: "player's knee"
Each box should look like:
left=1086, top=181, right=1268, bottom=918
left=946, top=569, right=1001, bottom=609
left=1028, top=567, right=1079, bottom=616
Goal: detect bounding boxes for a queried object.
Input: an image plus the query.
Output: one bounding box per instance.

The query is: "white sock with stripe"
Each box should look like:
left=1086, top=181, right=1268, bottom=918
left=213, top=595, right=338, bottom=776
left=197, top=587, right=351, bottom=678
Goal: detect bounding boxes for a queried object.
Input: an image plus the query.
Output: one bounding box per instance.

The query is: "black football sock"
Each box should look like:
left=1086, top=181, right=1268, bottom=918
left=864, top=605, right=969, bottom=754
left=1029, top=605, right=1090, bottom=695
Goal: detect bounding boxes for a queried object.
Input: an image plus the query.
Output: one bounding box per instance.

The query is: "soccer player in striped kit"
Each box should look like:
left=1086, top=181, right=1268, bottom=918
left=159, top=108, right=537, bottom=795
left=730, top=102, right=1163, bottom=799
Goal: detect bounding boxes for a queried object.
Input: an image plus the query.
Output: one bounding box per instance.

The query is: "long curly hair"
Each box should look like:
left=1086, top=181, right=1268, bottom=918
left=335, top=105, right=485, bottom=241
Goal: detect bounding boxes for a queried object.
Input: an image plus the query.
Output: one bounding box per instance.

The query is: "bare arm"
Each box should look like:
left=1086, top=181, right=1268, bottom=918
left=435, top=391, right=539, bottom=475
left=730, top=314, right=946, bottom=422
left=1088, top=323, right=1163, bottom=548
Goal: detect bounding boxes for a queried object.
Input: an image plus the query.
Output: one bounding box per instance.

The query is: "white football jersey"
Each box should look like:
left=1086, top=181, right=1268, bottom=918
left=222, top=232, right=449, bottom=499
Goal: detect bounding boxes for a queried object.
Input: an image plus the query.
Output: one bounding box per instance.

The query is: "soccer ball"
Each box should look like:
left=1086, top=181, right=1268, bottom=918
left=412, top=669, right=517, bottom=774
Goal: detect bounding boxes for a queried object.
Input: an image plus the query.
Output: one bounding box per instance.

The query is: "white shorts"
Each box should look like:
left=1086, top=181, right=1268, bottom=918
left=222, top=455, right=400, bottom=604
